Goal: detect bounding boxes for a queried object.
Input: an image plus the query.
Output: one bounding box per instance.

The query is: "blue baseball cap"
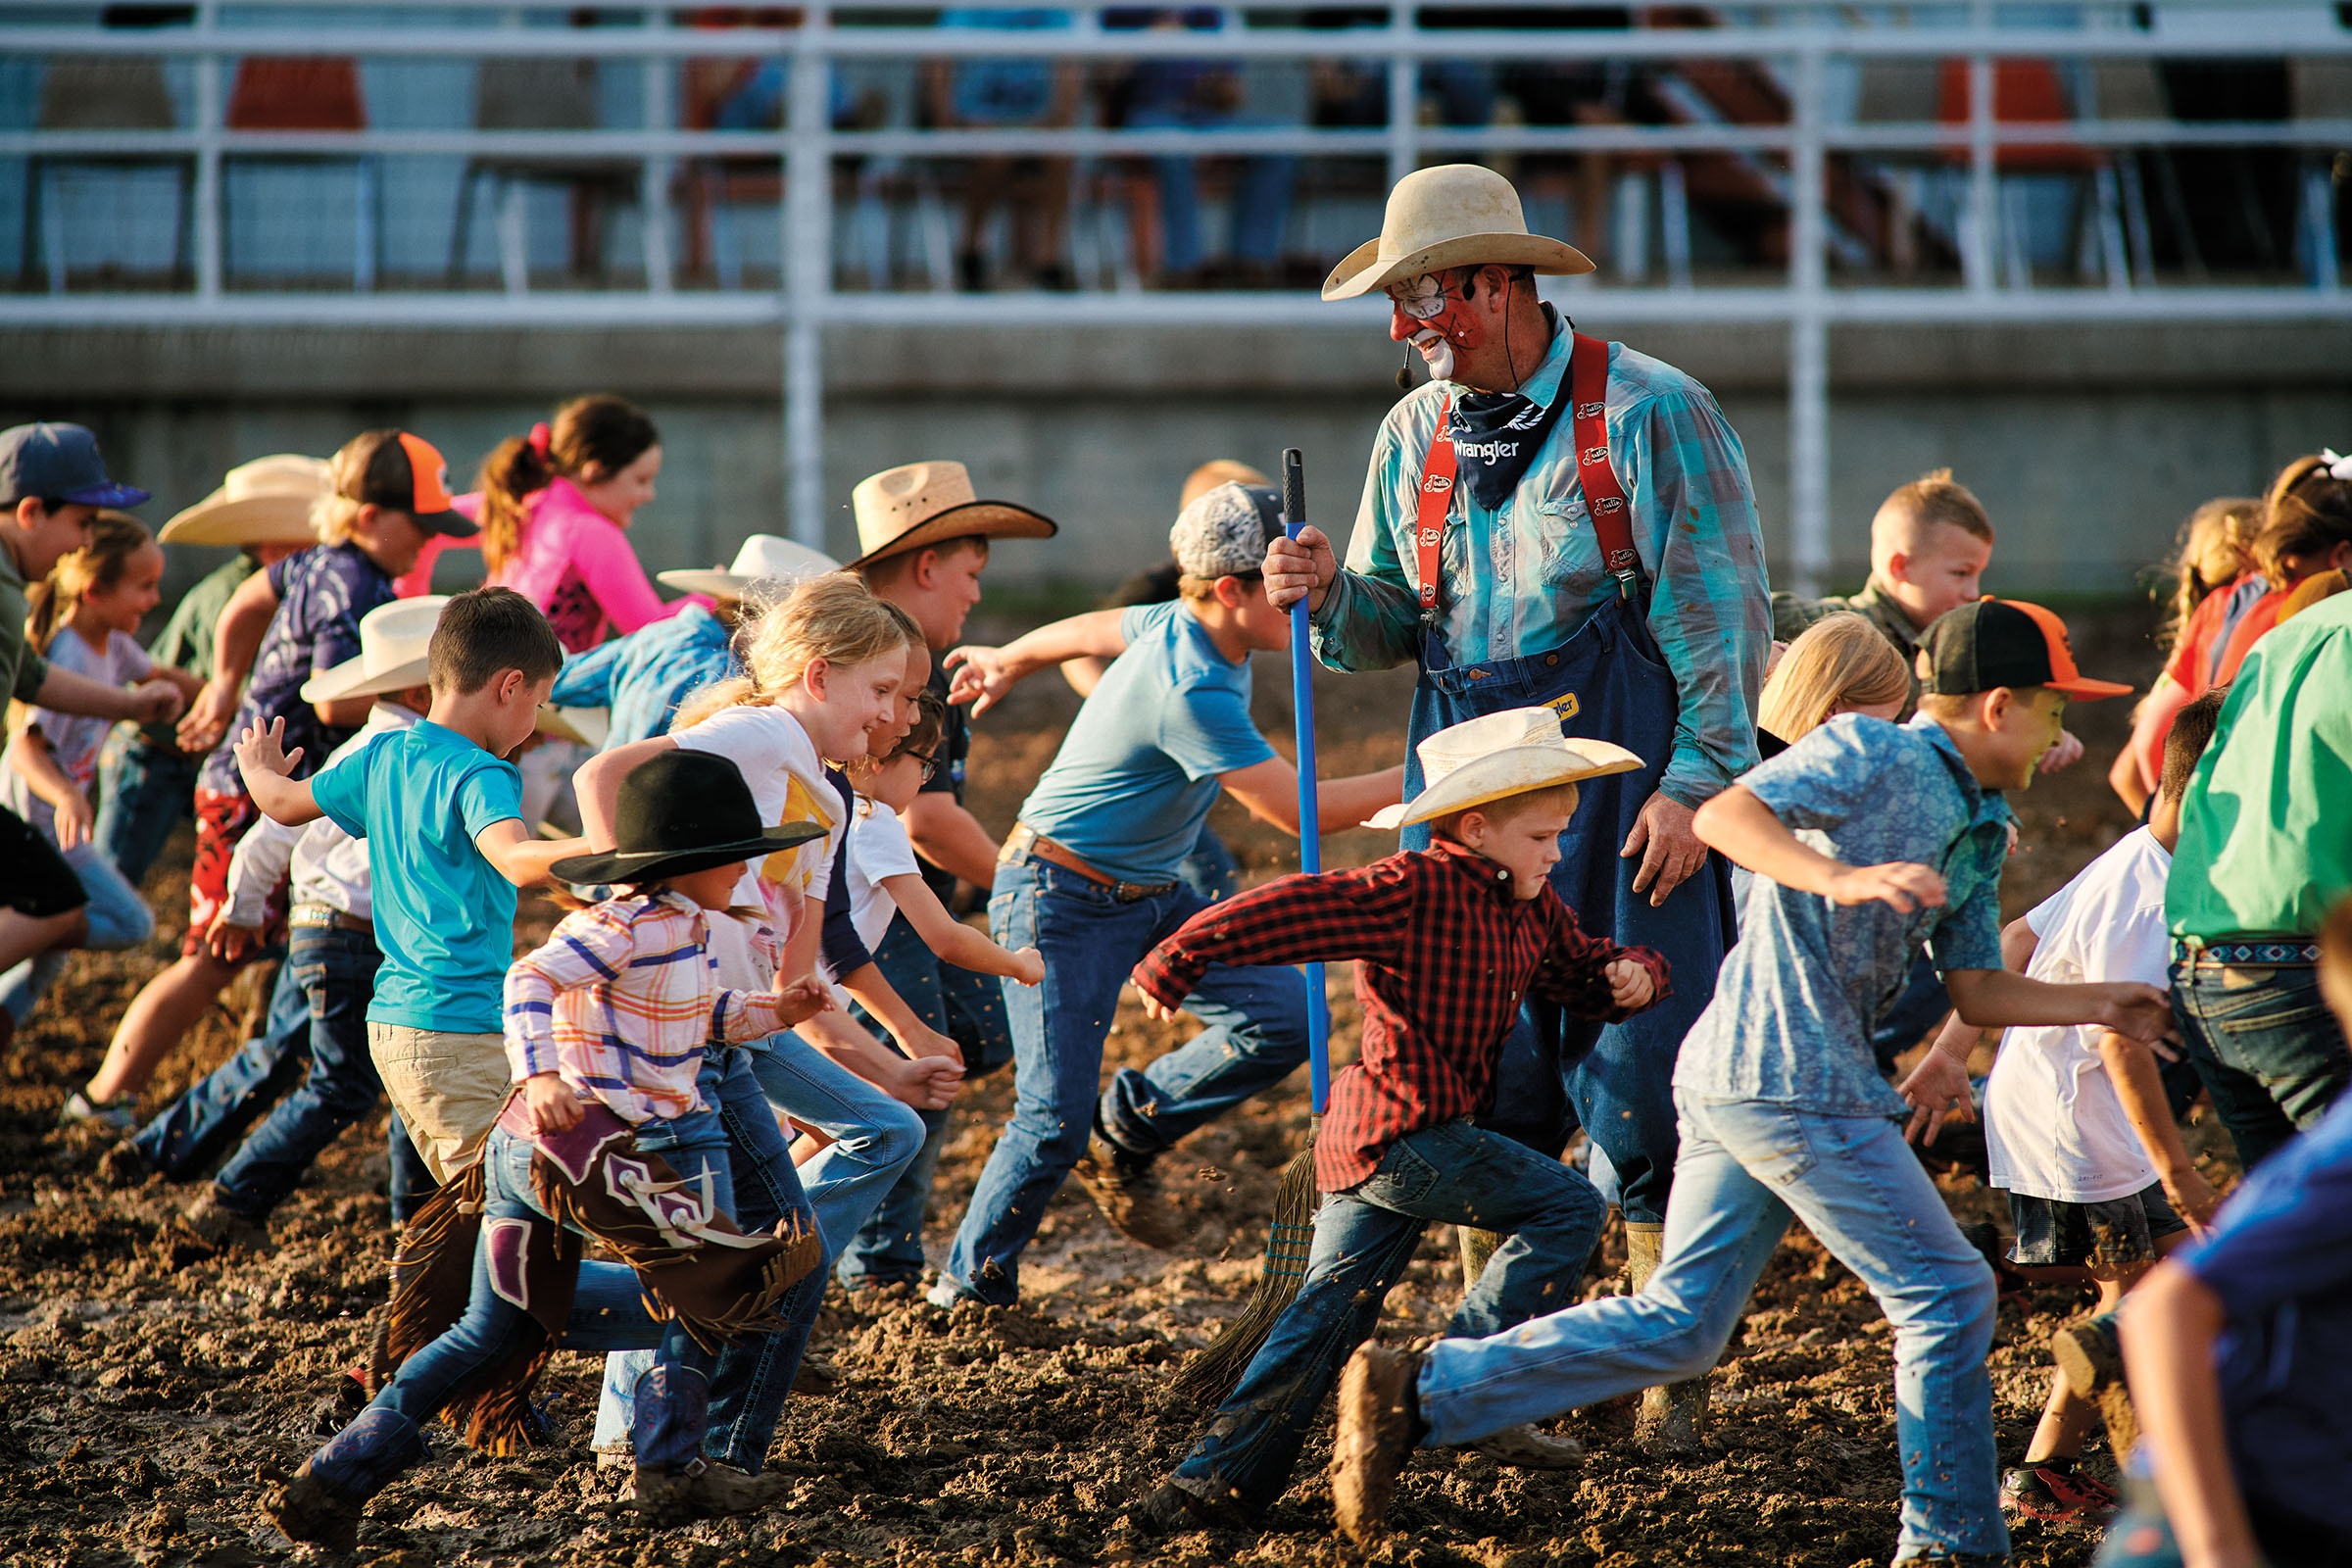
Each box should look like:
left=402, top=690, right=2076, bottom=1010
left=0, top=422, right=150, bottom=509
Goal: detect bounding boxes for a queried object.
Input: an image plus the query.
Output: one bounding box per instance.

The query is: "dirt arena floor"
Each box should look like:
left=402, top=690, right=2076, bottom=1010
left=0, top=604, right=2237, bottom=1567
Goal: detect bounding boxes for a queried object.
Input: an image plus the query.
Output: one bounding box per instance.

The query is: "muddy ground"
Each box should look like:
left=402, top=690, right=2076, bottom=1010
left=0, top=605, right=2235, bottom=1567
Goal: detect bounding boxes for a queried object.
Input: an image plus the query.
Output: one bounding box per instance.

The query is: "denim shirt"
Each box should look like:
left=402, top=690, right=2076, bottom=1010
left=1675, top=713, right=2011, bottom=1116
left=547, top=602, right=738, bottom=752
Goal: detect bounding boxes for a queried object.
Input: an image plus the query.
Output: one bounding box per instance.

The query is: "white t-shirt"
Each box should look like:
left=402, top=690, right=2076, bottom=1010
left=1, top=623, right=151, bottom=844
left=668, top=704, right=844, bottom=922
left=1984, top=827, right=2175, bottom=1203
left=841, top=796, right=921, bottom=958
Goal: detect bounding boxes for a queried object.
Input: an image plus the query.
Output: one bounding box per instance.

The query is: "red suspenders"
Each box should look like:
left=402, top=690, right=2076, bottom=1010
left=1413, top=332, right=1640, bottom=620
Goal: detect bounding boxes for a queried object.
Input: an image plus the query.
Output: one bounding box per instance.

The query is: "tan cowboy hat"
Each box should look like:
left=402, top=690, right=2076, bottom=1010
left=301, top=595, right=448, bottom=704
left=1363, top=708, right=1642, bottom=831
left=846, top=460, right=1057, bottom=571
left=159, top=454, right=332, bottom=547
left=659, top=533, right=841, bottom=601
left=534, top=705, right=611, bottom=749
left=1322, top=164, right=1594, bottom=303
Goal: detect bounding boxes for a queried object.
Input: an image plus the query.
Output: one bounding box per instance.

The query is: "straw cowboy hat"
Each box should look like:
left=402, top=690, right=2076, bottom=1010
left=846, top=461, right=1057, bottom=571
left=551, top=750, right=825, bottom=887
left=1363, top=707, right=1642, bottom=831
left=158, top=454, right=332, bottom=547
left=1322, top=164, right=1594, bottom=303
left=659, top=533, right=841, bottom=601
left=301, top=596, right=448, bottom=705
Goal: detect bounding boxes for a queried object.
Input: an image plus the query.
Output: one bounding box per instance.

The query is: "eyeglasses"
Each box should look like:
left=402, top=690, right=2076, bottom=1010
left=905, top=749, right=940, bottom=782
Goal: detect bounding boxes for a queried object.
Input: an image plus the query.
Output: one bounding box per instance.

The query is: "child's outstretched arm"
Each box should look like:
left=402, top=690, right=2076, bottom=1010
left=233, top=716, right=324, bottom=827
left=879, top=871, right=1043, bottom=987
left=2121, top=1264, right=2260, bottom=1568
left=797, top=1006, right=964, bottom=1109
left=1692, top=783, right=1947, bottom=909
left=1216, top=756, right=1408, bottom=838
left=474, top=819, right=593, bottom=889
left=1133, top=860, right=1410, bottom=1019
left=1940, top=965, right=2172, bottom=1044
left=29, top=662, right=183, bottom=728
left=835, top=960, right=964, bottom=1062
left=2100, top=1029, right=2220, bottom=1229
left=944, top=609, right=1130, bottom=716
left=1898, top=912, right=2042, bottom=1144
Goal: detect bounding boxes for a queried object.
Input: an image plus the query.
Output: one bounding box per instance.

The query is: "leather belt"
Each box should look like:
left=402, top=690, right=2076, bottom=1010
left=1000, top=823, right=1175, bottom=904
left=2177, top=937, right=2319, bottom=967
left=290, top=904, right=371, bottom=934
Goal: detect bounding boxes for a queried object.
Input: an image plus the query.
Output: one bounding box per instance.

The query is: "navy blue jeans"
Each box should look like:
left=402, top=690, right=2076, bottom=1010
left=94, top=736, right=197, bottom=890
left=2171, top=955, right=2351, bottom=1171
left=837, top=912, right=1016, bottom=1288
left=1170, top=1118, right=1604, bottom=1514
left=941, top=857, right=1309, bottom=1304
left=133, top=955, right=312, bottom=1177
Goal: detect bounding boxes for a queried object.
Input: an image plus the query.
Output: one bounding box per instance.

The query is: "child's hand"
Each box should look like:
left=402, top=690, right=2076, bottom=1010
left=128, top=677, right=184, bottom=727
left=2163, top=1166, right=2222, bottom=1236
left=522, top=1071, right=582, bottom=1135
left=1008, top=946, right=1045, bottom=987
left=943, top=645, right=1017, bottom=716
left=1137, top=989, right=1183, bottom=1023
left=53, top=788, right=94, bottom=850
left=900, top=1021, right=961, bottom=1062
left=232, top=716, right=303, bottom=783
left=1825, top=860, right=1945, bottom=912
left=1897, top=1046, right=1976, bottom=1147
left=175, top=677, right=240, bottom=755
left=768, top=976, right=834, bottom=1028
left=1605, top=957, right=1654, bottom=1010
left=2037, top=728, right=2084, bottom=774
left=883, top=1053, right=964, bottom=1110
left=201, top=911, right=268, bottom=965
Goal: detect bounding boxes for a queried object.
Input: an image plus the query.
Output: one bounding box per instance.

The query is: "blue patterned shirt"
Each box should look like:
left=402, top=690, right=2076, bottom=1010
left=198, top=542, right=395, bottom=796
left=1309, top=326, right=1771, bottom=808
left=548, top=602, right=738, bottom=751
left=1674, top=713, right=2012, bottom=1116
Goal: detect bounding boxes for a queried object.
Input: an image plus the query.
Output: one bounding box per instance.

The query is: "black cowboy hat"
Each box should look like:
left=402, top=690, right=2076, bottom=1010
left=552, top=750, right=823, bottom=887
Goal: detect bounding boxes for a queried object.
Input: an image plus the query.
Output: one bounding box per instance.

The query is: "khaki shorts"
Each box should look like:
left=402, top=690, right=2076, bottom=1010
left=368, top=1022, right=511, bottom=1184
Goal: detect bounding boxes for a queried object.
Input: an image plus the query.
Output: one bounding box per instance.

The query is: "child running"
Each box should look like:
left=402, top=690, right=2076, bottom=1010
left=265, top=749, right=830, bottom=1550
left=1138, top=709, right=1666, bottom=1531
left=1330, top=599, right=2172, bottom=1567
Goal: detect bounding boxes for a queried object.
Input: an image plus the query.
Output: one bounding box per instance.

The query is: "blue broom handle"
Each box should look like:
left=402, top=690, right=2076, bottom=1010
left=1281, top=449, right=1332, bottom=1117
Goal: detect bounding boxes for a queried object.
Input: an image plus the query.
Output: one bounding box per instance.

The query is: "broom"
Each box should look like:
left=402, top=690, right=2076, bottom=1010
left=1171, top=448, right=1333, bottom=1406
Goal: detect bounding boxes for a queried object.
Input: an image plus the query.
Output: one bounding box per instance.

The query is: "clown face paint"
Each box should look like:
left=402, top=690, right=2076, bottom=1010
left=1386, top=270, right=1477, bottom=383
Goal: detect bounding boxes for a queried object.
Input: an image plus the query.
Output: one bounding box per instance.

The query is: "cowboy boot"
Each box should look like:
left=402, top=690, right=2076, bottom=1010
left=1625, top=1225, right=1707, bottom=1456
left=268, top=1406, right=425, bottom=1551
left=630, top=1364, right=789, bottom=1524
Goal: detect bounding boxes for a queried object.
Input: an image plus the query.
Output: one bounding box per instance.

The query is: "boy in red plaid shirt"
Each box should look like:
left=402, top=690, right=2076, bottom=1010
left=1140, top=707, right=1669, bottom=1531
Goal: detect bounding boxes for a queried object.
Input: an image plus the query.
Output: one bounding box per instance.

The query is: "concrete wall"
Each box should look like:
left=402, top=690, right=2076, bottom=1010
left=3, top=318, right=2346, bottom=605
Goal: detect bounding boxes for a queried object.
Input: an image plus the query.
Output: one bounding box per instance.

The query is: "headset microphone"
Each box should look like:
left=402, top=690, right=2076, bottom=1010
left=1395, top=343, right=1415, bottom=393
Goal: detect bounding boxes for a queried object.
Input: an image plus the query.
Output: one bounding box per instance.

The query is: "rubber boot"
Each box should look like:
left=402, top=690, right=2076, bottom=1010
left=1624, top=1224, right=1707, bottom=1456
left=1457, top=1226, right=1502, bottom=1292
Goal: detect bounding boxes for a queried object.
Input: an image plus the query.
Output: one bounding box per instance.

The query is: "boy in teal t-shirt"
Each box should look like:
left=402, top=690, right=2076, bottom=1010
left=236, top=586, right=585, bottom=1180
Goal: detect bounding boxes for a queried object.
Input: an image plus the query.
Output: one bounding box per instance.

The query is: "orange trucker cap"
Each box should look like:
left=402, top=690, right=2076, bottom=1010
left=1921, top=598, right=2132, bottom=701
left=341, top=429, right=475, bottom=538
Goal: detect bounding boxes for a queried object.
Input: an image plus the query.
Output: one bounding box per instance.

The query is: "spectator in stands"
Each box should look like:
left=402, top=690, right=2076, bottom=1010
left=923, top=8, right=1083, bottom=291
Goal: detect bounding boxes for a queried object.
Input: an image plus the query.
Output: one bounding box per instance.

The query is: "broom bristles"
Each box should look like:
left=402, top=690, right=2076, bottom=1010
left=1172, top=1120, right=1319, bottom=1405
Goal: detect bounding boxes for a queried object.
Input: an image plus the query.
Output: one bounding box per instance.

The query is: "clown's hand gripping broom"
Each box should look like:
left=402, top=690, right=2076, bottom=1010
left=1171, top=448, right=1333, bottom=1406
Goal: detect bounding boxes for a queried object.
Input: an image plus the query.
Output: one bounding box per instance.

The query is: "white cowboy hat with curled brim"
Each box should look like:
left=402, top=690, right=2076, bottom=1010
left=1322, top=164, right=1595, bottom=303
left=659, top=534, right=842, bottom=601
left=1363, top=708, right=1642, bottom=831
left=158, top=454, right=332, bottom=547
left=301, top=596, right=449, bottom=705
left=534, top=705, right=611, bottom=750
left=845, top=460, right=1057, bottom=571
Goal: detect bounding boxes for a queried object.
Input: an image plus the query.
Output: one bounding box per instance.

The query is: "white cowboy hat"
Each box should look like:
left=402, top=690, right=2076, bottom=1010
left=1322, top=164, right=1594, bottom=303
left=300, top=596, right=448, bottom=705
left=658, top=534, right=841, bottom=601
left=1363, top=707, right=1642, bottom=831
left=158, top=454, right=332, bottom=547
left=534, top=705, right=611, bottom=749
left=846, top=460, right=1057, bottom=571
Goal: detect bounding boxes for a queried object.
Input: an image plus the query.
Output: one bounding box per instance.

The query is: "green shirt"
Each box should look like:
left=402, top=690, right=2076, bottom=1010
left=2168, top=590, right=2352, bottom=940
left=137, top=555, right=254, bottom=750
left=1769, top=575, right=1926, bottom=710
left=0, top=537, right=47, bottom=705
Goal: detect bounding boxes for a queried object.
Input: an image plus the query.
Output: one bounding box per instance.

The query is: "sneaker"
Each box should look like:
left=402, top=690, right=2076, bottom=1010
left=1069, top=1134, right=1183, bottom=1250
left=633, top=1458, right=788, bottom=1525
left=58, top=1089, right=138, bottom=1133
left=2052, top=1312, right=2138, bottom=1456
left=1330, top=1344, right=1422, bottom=1545
left=1468, top=1422, right=1584, bottom=1470
left=925, top=1277, right=980, bottom=1311
left=182, top=1187, right=272, bottom=1252
left=2002, top=1460, right=2119, bottom=1524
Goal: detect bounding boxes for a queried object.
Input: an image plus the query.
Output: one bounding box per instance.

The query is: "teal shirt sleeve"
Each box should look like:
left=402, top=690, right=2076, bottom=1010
left=1309, top=411, right=1425, bottom=674
left=1618, top=384, right=1771, bottom=808
left=1929, top=854, right=2005, bottom=973
left=308, top=747, right=369, bottom=839
left=455, top=760, right=523, bottom=839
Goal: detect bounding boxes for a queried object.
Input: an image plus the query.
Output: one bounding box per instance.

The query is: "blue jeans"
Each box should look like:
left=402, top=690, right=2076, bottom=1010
left=94, top=736, right=196, bottom=889
left=594, top=1051, right=830, bottom=1472
left=836, top=913, right=1014, bottom=1288
left=1122, top=109, right=1297, bottom=271
left=312, top=1120, right=728, bottom=1499
left=1415, top=1093, right=2004, bottom=1561
left=746, top=1029, right=926, bottom=1256
left=1171, top=1119, right=1602, bottom=1514
left=942, top=857, right=1308, bottom=1304
left=0, top=839, right=153, bottom=1022
left=133, top=956, right=315, bottom=1177
left=2171, top=956, right=2351, bottom=1171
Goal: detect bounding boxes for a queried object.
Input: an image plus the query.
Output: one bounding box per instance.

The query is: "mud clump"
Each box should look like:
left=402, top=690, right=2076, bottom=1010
left=0, top=609, right=2194, bottom=1565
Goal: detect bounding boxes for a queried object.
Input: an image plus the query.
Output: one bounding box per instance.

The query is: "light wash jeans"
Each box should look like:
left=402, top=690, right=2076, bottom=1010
left=0, top=839, right=154, bottom=1022
left=1415, top=1091, right=2005, bottom=1563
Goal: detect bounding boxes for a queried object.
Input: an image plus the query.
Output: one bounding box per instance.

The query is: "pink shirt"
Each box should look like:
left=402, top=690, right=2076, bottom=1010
left=398, top=476, right=680, bottom=653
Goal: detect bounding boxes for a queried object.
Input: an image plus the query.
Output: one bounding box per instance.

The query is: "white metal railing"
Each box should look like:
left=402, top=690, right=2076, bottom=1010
left=5, top=2, right=2351, bottom=592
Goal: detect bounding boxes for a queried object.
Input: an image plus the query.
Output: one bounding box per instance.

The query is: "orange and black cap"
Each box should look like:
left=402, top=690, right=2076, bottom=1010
left=341, top=430, right=475, bottom=538
left=1921, top=598, right=2132, bottom=701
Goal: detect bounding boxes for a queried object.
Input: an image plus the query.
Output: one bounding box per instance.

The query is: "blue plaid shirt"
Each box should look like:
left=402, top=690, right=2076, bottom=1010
left=1309, top=328, right=1771, bottom=808
left=1675, top=713, right=2012, bottom=1117
left=548, top=603, right=738, bottom=751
